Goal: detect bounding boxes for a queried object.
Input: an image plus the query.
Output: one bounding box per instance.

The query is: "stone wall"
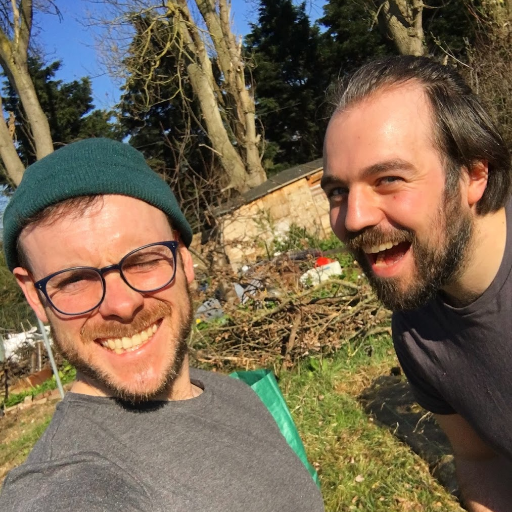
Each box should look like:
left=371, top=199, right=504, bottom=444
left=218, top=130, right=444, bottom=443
left=210, top=170, right=331, bottom=270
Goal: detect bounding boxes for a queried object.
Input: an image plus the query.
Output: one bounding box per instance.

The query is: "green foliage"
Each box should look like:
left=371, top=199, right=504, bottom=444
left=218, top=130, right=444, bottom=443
left=272, top=223, right=344, bottom=253
left=421, top=0, right=476, bottom=58
left=270, top=223, right=361, bottom=282
left=319, top=0, right=396, bottom=79
left=1, top=363, right=76, bottom=409
left=320, top=0, right=474, bottom=70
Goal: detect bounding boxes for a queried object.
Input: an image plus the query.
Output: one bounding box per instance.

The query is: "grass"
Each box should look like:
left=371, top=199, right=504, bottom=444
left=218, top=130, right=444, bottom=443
left=277, top=337, right=463, bottom=511
left=0, top=417, right=51, bottom=466
left=0, top=336, right=463, bottom=510
left=0, top=403, right=56, bottom=482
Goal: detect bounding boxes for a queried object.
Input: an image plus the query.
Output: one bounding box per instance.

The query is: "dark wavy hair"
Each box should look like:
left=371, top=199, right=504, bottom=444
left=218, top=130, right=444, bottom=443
left=329, top=56, right=511, bottom=214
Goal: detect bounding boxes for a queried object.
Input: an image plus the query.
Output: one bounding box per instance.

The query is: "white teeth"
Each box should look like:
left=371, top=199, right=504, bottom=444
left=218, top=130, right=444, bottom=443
left=99, top=323, right=158, bottom=353
left=374, top=253, right=386, bottom=267
left=367, top=241, right=398, bottom=254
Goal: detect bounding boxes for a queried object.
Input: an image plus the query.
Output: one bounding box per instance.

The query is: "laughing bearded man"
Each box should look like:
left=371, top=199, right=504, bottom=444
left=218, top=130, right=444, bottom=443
left=0, top=138, right=324, bottom=512
left=322, top=56, right=512, bottom=512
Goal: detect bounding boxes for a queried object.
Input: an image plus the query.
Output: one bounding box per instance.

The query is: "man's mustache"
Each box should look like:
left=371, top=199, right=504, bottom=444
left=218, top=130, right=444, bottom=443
left=80, top=301, right=173, bottom=341
left=345, top=226, right=413, bottom=252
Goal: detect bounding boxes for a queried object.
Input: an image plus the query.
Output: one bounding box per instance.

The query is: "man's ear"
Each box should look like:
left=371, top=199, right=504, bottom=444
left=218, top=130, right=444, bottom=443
left=466, top=160, right=489, bottom=207
left=178, top=246, right=195, bottom=284
left=13, top=267, right=49, bottom=323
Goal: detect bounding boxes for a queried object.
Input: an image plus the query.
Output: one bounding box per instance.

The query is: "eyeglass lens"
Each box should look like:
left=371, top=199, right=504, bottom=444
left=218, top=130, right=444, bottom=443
left=44, top=244, right=176, bottom=314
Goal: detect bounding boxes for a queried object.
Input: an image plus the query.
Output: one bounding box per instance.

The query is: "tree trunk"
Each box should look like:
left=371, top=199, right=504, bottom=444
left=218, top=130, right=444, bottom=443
left=6, top=64, right=54, bottom=159
left=377, top=0, right=425, bottom=56
left=0, top=0, right=53, bottom=184
left=196, top=0, right=266, bottom=188
left=167, top=0, right=253, bottom=192
left=0, top=97, right=25, bottom=186
left=187, top=61, right=251, bottom=192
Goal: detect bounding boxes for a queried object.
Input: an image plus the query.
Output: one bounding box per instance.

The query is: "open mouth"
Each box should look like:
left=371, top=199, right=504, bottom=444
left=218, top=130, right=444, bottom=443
left=96, top=321, right=160, bottom=354
left=365, top=241, right=411, bottom=268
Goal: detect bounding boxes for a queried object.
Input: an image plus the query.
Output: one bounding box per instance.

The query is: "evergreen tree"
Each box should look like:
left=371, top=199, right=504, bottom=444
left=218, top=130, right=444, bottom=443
left=422, top=0, right=476, bottom=58
left=245, top=0, right=330, bottom=173
left=321, top=0, right=475, bottom=66
left=319, top=0, right=395, bottom=78
left=2, top=57, right=121, bottom=168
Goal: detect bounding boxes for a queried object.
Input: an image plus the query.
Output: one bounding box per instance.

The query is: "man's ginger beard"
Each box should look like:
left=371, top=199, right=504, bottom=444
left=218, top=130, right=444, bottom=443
left=48, top=290, right=192, bottom=403
left=346, top=183, right=474, bottom=311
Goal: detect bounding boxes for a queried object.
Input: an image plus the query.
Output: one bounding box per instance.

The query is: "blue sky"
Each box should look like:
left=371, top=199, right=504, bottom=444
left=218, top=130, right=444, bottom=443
left=36, top=1, right=326, bottom=111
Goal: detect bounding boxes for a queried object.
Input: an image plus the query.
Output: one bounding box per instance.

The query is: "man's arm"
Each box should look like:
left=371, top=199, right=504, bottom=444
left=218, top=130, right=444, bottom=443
left=435, top=413, right=512, bottom=512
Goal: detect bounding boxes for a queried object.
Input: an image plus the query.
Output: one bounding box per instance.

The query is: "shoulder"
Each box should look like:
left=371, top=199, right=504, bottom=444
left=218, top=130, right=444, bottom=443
left=0, top=452, right=150, bottom=512
left=189, top=368, right=283, bottom=432
left=392, top=306, right=433, bottom=332
left=190, top=367, right=253, bottom=396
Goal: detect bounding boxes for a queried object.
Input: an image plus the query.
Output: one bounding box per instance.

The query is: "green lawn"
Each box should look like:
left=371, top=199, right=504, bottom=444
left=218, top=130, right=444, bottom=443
left=278, top=336, right=463, bottom=511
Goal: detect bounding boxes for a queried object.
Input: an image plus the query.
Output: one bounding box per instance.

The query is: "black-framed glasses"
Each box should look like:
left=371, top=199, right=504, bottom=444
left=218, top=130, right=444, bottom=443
left=34, top=241, right=179, bottom=316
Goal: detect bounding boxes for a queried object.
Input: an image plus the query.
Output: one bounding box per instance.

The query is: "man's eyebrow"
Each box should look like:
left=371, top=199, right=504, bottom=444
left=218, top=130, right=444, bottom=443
left=320, top=174, right=346, bottom=191
left=321, top=159, right=415, bottom=190
left=361, top=159, right=415, bottom=179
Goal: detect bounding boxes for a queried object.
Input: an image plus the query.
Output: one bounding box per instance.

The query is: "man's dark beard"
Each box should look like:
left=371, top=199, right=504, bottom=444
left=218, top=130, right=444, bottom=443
left=50, top=288, right=193, bottom=403
left=346, top=191, right=473, bottom=311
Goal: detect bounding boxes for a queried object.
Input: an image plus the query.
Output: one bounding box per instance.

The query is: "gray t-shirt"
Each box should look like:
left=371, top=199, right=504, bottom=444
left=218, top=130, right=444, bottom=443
left=0, top=368, right=324, bottom=512
left=393, top=200, right=512, bottom=459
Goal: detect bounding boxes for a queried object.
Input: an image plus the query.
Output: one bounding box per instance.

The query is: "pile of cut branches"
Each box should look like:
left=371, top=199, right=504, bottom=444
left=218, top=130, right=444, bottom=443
left=190, top=255, right=391, bottom=373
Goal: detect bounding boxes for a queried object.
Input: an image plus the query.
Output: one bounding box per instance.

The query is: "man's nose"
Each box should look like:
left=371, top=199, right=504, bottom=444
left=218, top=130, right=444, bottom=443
left=98, top=273, right=144, bottom=320
left=344, top=186, right=384, bottom=234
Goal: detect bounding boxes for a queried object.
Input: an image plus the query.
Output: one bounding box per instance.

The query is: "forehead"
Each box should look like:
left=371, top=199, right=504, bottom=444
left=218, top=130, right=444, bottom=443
left=20, top=195, right=173, bottom=273
left=323, top=83, right=438, bottom=180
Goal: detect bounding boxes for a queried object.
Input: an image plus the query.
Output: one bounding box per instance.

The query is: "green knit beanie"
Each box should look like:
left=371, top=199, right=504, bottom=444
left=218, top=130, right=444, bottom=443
left=2, top=138, right=193, bottom=271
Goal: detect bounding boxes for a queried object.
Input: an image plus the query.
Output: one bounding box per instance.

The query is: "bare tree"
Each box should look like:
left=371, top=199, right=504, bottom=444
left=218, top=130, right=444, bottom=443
left=470, top=0, right=512, bottom=37
left=0, top=0, right=55, bottom=185
left=372, top=0, right=425, bottom=56
left=460, top=0, right=512, bottom=147
left=97, top=0, right=266, bottom=193
left=195, top=0, right=264, bottom=188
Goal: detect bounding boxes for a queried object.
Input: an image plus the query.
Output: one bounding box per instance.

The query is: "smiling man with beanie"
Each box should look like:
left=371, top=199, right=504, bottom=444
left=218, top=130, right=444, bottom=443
left=0, top=138, right=324, bottom=512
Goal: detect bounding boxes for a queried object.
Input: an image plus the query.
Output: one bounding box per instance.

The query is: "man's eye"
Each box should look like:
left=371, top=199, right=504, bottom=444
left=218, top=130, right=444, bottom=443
left=379, top=176, right=402, bottom=185
left=327, top=187, right=348, bottom=199
left=125, top=258, right=161, bottom=271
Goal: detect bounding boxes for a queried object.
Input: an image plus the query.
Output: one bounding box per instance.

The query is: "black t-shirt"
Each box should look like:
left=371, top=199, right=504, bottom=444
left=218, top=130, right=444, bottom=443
left=393, top=199, right=512, bottom=459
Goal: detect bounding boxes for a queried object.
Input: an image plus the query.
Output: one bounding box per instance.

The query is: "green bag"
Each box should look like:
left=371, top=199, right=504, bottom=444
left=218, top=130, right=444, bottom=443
left=230, top=369, right=320, bottom=486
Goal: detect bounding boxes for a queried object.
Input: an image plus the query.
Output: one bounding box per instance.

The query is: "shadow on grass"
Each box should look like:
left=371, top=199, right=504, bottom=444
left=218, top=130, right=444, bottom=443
left=358, top=373, right=460, bottom=500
